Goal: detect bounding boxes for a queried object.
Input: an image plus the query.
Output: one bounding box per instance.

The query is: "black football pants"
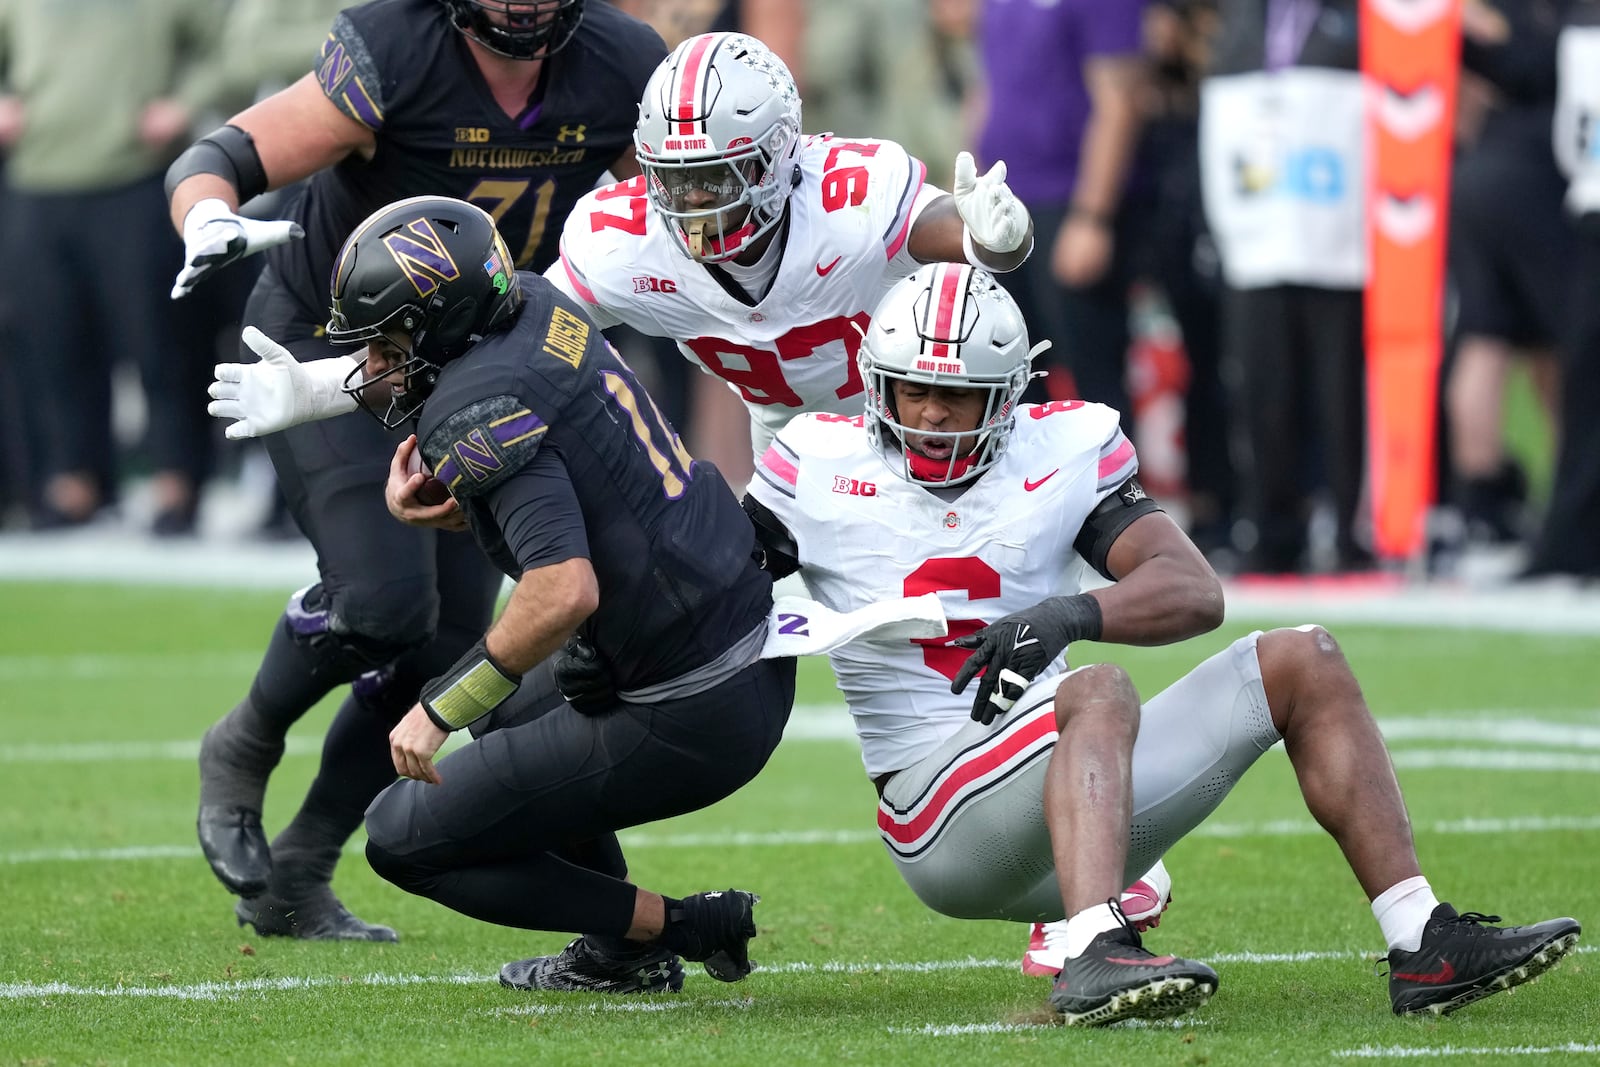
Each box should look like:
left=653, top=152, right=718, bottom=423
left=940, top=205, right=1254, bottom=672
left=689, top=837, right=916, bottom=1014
left=364, top=655, right=796, bottom=936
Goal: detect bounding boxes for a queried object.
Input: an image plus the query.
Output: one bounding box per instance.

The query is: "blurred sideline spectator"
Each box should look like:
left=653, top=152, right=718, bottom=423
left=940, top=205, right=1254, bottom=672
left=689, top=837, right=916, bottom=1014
left=207, top=0, right=350, bottom=541
left=1141, top=0, right=1235, bottom=560
left=974, top=0, right=1151, bottom=424
left=0, top=0, right=228, bottom=536
left=1532, top=0, right=1600, bottom=579
left=801, top=0, right=977, bottom=190
left=1200, top=0, right=1370, bottom=575
left=1443, top=0, right=1569, bottom=553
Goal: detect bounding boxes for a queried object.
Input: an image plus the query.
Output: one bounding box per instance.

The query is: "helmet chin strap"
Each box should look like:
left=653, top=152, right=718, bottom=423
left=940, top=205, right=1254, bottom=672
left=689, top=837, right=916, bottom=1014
left=906, top=449, right=980, bottom=484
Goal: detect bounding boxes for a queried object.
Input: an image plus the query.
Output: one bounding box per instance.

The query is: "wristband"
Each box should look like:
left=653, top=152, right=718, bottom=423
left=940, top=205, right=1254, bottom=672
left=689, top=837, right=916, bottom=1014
left=1041, top=592, right=1104, bottom=645
left=963, top=226, right=1034, bottom=270
left=420, top=637, right=521, bottom=731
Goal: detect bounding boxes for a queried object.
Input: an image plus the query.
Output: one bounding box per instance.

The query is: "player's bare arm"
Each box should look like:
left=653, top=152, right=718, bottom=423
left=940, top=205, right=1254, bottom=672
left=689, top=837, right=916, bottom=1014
left=168, top=74, right=377, bottom=228
left=392, top=557, right=598, bottom=783
left=1092, top=508, right=1225, bottom=646
left=906, top=189, right=1034, bottom=274
left=486, top=558, right=600, bottom=675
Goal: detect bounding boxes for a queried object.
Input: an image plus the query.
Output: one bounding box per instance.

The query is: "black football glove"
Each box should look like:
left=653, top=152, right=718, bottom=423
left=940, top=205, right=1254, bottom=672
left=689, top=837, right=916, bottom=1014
left=554, top=635, right=612, bottom=715
left=949, top=594, right=1103, bottom=725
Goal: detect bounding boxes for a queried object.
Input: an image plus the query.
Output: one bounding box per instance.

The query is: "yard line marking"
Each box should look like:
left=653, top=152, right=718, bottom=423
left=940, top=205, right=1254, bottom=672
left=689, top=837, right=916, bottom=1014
left=0, top=738, right=324, bottom=763
left=4, top=949, right=1591, bottom=1001
left=0, top=652, right=264, bottom=680
left=1380, top=719, right=1600, bottom=749
left=1390, top=750, right=1600, bottom=773
left=491, top=997, right=754, bottom=1016
left=8, top=814, right=1600, bottom=866
left=889, top=1017, right=1206, bottom=1035
left=0, top=972, right=490, bottom=1001
left=10, top=712, right=1600, bottom=762
left=1333, top=1044, right=1600, bottom=1059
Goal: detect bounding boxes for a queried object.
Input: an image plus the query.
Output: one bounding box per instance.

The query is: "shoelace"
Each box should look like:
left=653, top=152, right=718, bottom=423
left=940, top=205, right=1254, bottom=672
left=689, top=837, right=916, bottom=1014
left=1378, top=910, right=1510, bottom=974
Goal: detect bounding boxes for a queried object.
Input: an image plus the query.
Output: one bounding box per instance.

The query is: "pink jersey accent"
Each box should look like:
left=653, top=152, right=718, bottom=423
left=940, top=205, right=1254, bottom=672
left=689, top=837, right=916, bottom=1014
left=884, top=159, right=926, bottom=260
left=1098, top=433, right=1137, bottom=485
left=760, top=444, right=799, bottom=486
left=559, top=246, right=599, bottom=305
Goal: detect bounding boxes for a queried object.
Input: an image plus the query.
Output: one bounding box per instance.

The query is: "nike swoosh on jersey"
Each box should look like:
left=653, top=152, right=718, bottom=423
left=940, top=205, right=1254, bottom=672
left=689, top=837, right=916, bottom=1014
left=816, top=256, right=842, bottom=277
left=1024, top=469, right=1060, bottom=492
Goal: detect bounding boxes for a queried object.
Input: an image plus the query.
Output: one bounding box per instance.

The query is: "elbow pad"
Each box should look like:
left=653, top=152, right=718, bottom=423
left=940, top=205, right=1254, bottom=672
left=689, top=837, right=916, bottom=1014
left=165, top=124, right=269, bottom=204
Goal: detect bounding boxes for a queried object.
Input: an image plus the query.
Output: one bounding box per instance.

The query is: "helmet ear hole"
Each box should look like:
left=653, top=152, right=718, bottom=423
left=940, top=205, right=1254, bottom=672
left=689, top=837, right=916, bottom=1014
left=433, top=295, right=480, bottom=353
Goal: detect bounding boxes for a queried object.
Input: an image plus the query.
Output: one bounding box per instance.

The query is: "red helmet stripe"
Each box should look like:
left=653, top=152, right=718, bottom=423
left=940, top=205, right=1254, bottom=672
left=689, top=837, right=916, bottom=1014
left=926, top=263, right=968, bottom=363
left=674, top=34, right=718, bottom=135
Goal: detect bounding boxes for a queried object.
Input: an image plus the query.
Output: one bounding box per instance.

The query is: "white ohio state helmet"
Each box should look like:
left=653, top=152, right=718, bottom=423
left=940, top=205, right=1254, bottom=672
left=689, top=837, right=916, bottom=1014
left=859, top=263, right=1044, bottom=486
left=634, top=32, right=802, bottom=262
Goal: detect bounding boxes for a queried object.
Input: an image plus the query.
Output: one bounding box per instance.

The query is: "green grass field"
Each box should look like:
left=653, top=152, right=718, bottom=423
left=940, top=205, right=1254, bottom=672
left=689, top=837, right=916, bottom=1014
left=2, top=580, right=1596, bottom=1066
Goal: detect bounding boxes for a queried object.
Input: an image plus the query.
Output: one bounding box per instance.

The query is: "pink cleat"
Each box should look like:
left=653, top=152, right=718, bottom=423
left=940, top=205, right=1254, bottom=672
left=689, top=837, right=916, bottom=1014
left=1022, top=859, right=1174, bottom=977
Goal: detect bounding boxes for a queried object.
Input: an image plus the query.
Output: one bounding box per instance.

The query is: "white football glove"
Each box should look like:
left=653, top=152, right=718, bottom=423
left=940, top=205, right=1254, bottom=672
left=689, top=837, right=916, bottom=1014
left=171, top=198, right=304, bottom=300
left=952, top=150, right=1030, bottom=255
left=208, top=326, right=359, bottom=440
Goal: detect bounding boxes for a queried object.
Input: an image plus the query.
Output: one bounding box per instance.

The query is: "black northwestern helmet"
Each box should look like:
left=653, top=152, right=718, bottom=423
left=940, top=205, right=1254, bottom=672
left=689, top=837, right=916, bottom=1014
left=438, top=0, right=585, bottom=61
left=329, top=196, right=521, bottom=428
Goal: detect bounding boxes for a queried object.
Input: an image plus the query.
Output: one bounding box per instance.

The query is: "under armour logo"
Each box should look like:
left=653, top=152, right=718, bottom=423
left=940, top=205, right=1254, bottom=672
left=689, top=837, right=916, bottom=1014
left=557, top=124, right=587, bottom=143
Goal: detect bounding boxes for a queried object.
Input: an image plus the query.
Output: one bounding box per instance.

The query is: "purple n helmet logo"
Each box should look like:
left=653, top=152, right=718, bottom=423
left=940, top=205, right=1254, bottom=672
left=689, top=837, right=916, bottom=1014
left=382, top=219, right=463, bottom=298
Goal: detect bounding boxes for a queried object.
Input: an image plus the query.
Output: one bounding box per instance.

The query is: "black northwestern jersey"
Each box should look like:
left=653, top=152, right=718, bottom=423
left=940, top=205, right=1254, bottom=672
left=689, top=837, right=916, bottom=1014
left=270, top=0, right=664, bottom=324
left=416, top=273, right=772, bottom=691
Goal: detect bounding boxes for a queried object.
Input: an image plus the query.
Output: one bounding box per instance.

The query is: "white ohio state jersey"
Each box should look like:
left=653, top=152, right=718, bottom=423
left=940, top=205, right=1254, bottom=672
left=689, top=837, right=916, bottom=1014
left=748, top=401, right=1140, bottom=777
left=552, top=135, right=931, bottom=452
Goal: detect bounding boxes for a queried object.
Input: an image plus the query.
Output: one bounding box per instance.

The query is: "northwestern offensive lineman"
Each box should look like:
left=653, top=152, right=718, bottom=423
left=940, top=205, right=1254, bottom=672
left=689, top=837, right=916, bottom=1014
left=336, top=195, right=792, bottom=992
left=165, top=0, right=665, bottom=940
left=744, top=262, right=1581, bottom=1025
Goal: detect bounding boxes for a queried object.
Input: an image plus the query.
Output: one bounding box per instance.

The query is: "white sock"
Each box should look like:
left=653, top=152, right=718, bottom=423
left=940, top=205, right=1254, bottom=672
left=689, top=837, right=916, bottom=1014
left=1064, top=902, right=1125, bottom=959
left=1372, top=876, right=1439, bottom=953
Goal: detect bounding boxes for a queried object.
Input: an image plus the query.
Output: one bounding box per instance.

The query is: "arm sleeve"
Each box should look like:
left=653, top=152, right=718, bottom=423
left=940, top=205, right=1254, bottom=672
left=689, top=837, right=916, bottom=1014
left=489, top=445, right=592, bottom=573
left=314, top=12, right=387, bottom=131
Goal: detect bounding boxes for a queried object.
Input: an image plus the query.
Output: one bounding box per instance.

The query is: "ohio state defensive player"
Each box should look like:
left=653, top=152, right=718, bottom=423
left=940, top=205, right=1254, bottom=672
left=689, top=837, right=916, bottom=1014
left=744, top=262, right=1581, bottom=1025
left=543, top=30, right=1032, bottom=453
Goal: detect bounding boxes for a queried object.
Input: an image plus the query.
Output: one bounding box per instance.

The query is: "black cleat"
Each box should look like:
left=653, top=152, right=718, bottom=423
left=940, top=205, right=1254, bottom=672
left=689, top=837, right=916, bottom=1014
left=670, top=889, right=761, bottom=982
left=1050, top=907, right=1217, bottom=1026
left=197, top=718, right=273, bottom=896
left=197, top=805, right=271, bottom=897
left=499, top=936, right=685, bottom=994
left=1387, top=903, right=1581, bottom=1016
left=235, top=888, right=398, bottom=942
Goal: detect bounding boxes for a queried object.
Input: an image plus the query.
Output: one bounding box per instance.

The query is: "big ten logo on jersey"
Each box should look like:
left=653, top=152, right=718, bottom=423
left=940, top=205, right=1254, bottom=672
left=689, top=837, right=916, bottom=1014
left=456, top=127, right=491, bottom=143
left=541, top=305, right=590, bottom=369
left=633, top=276, right=677, bottom=294
left=832, top=475, right=876, bottom=497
